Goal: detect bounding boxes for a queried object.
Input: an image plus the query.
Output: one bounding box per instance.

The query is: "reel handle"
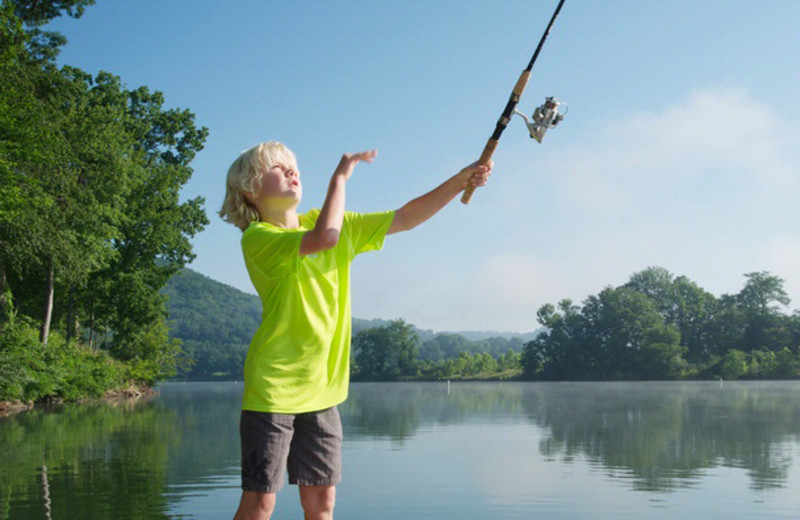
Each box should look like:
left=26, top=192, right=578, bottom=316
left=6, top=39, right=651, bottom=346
left=460, top=138, right=498, bottom=204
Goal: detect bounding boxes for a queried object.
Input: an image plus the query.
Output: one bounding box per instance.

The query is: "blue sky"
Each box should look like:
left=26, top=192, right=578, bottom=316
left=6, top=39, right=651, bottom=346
left=48, top=1, right=800, bottom=333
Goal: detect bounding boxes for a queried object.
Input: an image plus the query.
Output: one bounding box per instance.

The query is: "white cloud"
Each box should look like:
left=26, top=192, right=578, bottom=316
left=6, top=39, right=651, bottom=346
left=552, top=86, right=798, bottom=217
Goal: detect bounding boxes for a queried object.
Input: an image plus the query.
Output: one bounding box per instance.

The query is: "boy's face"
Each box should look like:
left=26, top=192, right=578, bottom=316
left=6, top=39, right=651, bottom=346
left=250, top=156, right=302, bottom=206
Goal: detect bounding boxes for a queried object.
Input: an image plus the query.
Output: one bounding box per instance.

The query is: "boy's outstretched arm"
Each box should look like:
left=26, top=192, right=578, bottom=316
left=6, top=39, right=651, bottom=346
left=387, top=160, right=492, bottom=235
left=301, top=150, right=377, bottom=256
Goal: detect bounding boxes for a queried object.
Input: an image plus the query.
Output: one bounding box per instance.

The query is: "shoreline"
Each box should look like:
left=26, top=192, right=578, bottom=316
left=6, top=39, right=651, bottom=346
left=0, top=383, right=156, bottom=417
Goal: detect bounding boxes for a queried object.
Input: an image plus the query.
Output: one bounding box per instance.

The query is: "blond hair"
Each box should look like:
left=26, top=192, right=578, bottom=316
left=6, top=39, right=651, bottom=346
left=219, top=141, right=297, bottom=231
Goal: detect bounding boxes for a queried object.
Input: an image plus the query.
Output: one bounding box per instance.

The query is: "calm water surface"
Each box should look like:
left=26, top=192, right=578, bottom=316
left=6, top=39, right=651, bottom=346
left=2, top=381, right=799, bottom=519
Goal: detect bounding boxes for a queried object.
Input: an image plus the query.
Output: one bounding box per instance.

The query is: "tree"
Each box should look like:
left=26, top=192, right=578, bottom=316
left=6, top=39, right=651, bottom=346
left=736, top=272, right=790, bottom=352
left=626, top=267, right=717, bottom=362
left=669, top=276, right=717, bottom=362
left=719, top=350, right=748, bottom=380
left=420, top=333, right=469, bottom=361
left=641, top=322, right=686, bottom=379
left=498, top=348, right=520, bottom=371
left=626, top=266, right=676, bottom=316
left=9, top=0, right=95, bottom=26
left=353, top=320, right=419, bottom=381
left=1, top=1, right=208, bottom=386
left=523, top=299, right=593, bottom=380
left=524, top=287, right=684, bottom=380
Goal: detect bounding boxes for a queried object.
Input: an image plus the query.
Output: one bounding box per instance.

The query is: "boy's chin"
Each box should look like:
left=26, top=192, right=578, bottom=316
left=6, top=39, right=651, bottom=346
left=265, top=193, right=301, bottom=207
left=280, top=188, right=301, bottom=199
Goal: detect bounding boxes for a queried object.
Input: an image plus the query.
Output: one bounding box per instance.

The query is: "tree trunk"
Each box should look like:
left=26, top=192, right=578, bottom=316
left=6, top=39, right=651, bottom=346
left=0, top=263, right=7, bottom=321
left=40, top=260, right=54, bottom=346
left=89, top=310, right=95, bottom=350
left=66, top=288, right=78, bottom=343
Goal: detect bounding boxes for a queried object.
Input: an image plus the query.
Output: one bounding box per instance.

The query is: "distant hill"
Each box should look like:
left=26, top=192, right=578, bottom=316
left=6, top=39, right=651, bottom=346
left=162, top=268, right=261, bottom=346
left=163, top=268, right=540, bottom=377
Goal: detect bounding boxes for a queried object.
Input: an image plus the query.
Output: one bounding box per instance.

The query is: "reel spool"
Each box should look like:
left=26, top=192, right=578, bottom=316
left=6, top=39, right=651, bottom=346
left=513, top=96, right=568, bottom=143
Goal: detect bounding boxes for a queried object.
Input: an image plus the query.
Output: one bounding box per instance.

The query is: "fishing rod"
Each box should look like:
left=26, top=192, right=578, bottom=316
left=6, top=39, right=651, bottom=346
left=462, top=0, right=568, bottom=204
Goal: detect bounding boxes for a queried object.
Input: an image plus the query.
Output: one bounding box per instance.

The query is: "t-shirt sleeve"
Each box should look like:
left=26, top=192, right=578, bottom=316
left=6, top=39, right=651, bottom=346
left=241, top=224, right=306, bottom=278
left=343, top=210, right=396, bottom=256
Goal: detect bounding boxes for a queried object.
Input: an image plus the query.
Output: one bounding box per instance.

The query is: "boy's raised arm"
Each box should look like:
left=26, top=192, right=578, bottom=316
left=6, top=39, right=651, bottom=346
left=387, top=160, right=492, bottom=235
left=300, top=150, right=377, bottom=256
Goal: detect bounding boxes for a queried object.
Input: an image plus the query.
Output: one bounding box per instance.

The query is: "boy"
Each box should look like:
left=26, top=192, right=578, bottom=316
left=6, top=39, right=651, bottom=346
left=219, top=141, right=491, bottom=520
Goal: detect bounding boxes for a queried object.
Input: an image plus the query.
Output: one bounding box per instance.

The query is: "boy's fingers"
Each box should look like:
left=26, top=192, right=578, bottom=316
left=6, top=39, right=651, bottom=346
left=359, top=150, right=377, bottom=162
left=470, top=170, right=491, bottom=186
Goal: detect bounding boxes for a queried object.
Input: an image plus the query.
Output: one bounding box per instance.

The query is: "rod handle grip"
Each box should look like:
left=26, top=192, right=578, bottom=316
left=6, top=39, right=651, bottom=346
left=461, top=138, right=498, bottom=204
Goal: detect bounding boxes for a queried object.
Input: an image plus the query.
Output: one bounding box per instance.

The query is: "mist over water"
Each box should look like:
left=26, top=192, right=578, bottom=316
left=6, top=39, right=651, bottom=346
left=2, top=381, right=799, bottom=519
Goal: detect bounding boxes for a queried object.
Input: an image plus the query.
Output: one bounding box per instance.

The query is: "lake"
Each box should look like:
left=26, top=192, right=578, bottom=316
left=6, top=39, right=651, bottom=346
left=1, top=381, right=799, bottom=519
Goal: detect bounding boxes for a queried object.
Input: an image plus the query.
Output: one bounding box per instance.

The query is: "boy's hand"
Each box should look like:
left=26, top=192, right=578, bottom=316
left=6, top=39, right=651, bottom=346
left=459, top=159, right=493, bottom=190
left=335, top=149, right=378, bottom=180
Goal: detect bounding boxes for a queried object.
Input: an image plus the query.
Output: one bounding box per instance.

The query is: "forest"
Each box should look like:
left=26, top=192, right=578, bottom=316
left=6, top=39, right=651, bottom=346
left=164, top=266, right=798, bottom=383
left=355, top=268, right=800, bottom=381
left=162, top=268, right=526, bottom=381
left=522, top=267, right=800, bottom=381
left=0, top=0, right=208, bottom=403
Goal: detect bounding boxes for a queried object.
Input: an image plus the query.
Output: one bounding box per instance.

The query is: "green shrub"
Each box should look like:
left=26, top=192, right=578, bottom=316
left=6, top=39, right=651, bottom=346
left=773, top=347, right=800, bottom=379
left=0, top=317, right=43, bottom=400
left=0, top=319, right=128, bottom=402
left=720, top=350, right=748, bottom=380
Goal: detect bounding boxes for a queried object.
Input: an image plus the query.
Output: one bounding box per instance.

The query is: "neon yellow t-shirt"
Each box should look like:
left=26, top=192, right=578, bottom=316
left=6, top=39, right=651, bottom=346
left=240, top=208, right=395, bottom=414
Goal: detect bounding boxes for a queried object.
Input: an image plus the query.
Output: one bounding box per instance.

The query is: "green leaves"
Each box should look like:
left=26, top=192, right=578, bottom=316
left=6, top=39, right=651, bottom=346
left=0, top=2, right=208, bottom=392
left=522, top=267, right=799, bottom=381
left=10, top=0, right=96, bottom=27
left=353, top=319, right=420, bottom=381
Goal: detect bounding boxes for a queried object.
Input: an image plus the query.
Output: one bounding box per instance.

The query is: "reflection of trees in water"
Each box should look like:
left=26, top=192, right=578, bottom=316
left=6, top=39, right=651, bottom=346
left=0, top=382, right=244, bottom=520
left=520, top=382, right=800, bottom=492
left=0, top=398, right=176, bottom=519
left=343, top=381, right=800, bottom=492
left=3, top=381, right=797, bottom=517
left=341, top=382, right=525, bottom=443
left=154, top=382, right=242, bottom=486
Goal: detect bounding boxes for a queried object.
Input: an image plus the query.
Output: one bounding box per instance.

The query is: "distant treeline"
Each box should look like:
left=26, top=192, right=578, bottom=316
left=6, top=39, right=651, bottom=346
left=347, top=268, right=800, bottom=382
left=163, top=268, right=530, bottom=380
left=522, top=267, right=799, bottom=381
left=161, top=269, right=526, bottom=381
left=0, top=1, right=207, bottom=403
left=164, top=266, right=799, bottom=382
left=352, top=320, right=522, bottom=381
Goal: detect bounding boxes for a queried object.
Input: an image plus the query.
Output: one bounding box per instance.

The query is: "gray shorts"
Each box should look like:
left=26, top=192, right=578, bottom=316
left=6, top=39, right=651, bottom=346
left=240, top=407, right=343, bottom=493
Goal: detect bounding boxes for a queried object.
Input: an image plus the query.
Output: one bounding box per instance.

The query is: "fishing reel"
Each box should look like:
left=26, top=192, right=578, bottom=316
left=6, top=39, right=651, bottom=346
left=513, top=96, right=568, bottom=143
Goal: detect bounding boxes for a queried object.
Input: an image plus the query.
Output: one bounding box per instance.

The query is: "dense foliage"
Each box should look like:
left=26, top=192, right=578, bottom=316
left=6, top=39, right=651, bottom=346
left=164, top=266, right=798, bottom=383
left=521, top=267, right=800, bottom=381
left=351, top=319, right=522, bottom=381
left=162, top=268, right=526, bottom=380
left=0, top=0, right=207, bottom=401
left=162, top=269, right=260, bottom=379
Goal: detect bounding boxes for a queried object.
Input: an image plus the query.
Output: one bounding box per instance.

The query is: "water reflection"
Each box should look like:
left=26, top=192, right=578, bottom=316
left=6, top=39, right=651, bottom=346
left=517, top=382, right=800, bottom=492
left=341, top=382, right=526, bottom=443
left=343, top=382, right=800, bottom=492
left=1, top=381, right=798, bottom=519
left=0, top=398, right=175, bottom=519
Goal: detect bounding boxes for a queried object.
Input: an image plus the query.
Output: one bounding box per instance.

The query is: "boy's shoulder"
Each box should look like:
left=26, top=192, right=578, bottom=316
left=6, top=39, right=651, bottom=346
left=301, top=208, right=322, bottom=227
left=241, top=209, right=366, bottom=242
left=300, top=208, right=362, bottom=227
